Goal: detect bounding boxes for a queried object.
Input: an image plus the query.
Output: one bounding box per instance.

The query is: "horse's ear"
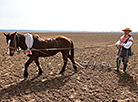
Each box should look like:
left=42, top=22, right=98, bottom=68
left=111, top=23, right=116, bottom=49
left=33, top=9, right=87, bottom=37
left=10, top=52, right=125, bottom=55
left=14, top=31, right=18, bottom=35
left=3, top=33, right=7, bottom=36
left=12, top=32, right=17, bottom=36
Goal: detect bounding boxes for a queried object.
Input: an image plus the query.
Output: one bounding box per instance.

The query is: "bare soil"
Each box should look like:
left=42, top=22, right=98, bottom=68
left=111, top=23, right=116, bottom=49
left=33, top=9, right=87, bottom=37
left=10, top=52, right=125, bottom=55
left=0, top=32, right=138, bottom=102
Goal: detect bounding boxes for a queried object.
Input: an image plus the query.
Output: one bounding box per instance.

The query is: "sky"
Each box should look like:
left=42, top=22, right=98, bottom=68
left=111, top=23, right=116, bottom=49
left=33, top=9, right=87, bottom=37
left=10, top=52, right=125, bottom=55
left=0, top=0, right=138, bottom=32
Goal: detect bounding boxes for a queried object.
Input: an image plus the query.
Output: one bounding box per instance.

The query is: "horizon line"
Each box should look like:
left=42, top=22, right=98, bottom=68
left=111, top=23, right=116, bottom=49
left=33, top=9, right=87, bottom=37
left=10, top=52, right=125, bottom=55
left=0, top=29, right=138, bottom=33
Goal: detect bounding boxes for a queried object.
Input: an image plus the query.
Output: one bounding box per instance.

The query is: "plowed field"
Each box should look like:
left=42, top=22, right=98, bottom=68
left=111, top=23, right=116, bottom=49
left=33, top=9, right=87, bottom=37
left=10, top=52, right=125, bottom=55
left=0, top=32, right=138, bottom=102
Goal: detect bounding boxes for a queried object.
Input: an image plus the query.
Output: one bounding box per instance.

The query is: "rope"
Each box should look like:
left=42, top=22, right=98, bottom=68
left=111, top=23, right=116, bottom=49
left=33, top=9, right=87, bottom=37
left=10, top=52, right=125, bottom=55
left=30, top=44, right=116, bottom=51
left=10, top=44, right=115, bottom=56
left=8, top=44, right=116, bottom=54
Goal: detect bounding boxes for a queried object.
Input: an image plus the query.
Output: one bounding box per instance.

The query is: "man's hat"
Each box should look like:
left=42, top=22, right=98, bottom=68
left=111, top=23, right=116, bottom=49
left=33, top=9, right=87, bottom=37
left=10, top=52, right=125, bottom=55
left=122, top=28, right=132, bottom=32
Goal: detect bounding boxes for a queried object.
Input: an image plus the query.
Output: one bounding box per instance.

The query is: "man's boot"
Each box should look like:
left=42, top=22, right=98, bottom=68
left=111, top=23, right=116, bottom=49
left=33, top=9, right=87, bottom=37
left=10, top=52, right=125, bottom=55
left=121, top=65, right=127, bottom=73
left=115, top=60, right=121, bottom=71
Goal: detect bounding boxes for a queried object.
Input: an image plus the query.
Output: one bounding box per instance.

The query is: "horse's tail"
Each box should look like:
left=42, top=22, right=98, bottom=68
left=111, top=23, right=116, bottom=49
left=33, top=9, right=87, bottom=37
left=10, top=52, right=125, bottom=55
left=70, top=40, right=74, bottom=58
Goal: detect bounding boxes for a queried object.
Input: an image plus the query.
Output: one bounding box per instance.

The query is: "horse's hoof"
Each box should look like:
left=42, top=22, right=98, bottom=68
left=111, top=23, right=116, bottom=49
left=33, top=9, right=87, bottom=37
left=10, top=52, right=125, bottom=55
left=59, top=72, right=63, bottom=74
left=24, top=76, right=28, bottom=79
left=74, top=70, right=78, bottom=73
left=24, top=77, right=27, bottom=80
left=38, top=70, right=43, bottom=76
left=24, top=76, right=28, bottom=78
left=59, top=70, right=65, bottom=74
left=38, top=72, right=43, bottom=76
left=24, top=72, right=28, bottom=78
left=73, top=66, right=77, bottom=70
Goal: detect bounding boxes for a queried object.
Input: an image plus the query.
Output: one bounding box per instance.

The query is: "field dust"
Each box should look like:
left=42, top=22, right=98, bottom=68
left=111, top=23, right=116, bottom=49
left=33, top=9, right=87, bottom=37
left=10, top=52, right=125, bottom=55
left=0, top=32, right=138, bottom=102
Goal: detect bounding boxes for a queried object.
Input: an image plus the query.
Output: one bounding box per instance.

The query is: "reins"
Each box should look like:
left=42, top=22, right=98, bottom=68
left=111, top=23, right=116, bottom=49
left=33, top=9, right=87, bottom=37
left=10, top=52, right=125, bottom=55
left=30, top=44, right=116, bottom=51
left=8, top=44, right=116, bottom=54
left=30, top=44, right=115, bottom=69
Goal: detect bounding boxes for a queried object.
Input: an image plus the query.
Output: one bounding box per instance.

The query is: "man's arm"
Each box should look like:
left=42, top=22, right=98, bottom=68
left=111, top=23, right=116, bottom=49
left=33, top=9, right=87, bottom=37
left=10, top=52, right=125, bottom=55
left=123, top=36, right=133, bottom=49
left=115, top=35, right=123, bottom=47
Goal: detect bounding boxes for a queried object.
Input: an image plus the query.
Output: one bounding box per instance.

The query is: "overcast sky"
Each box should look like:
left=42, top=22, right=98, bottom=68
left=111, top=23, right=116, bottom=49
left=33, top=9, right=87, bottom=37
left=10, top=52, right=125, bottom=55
left=0, top=0, right=138, bottom=32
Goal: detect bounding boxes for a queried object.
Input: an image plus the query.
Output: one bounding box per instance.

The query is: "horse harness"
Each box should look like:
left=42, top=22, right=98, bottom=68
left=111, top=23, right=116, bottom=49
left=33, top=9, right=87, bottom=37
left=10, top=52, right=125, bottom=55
left=7, top=33, right=20, bottom=53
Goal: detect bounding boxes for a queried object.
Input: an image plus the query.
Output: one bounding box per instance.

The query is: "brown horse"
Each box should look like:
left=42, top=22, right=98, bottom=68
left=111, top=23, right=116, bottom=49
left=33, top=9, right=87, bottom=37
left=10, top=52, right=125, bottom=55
left=3, top=32, right=77, bottom=78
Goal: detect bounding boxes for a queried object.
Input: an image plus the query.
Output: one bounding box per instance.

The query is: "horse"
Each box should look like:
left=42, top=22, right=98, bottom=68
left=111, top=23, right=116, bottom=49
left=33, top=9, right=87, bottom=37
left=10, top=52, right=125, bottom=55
left=3, top=32, right=77, bottom=78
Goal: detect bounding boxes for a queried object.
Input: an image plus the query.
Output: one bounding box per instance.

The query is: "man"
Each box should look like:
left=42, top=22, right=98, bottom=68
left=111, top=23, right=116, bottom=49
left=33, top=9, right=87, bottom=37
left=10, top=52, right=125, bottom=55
left=115, top=28, right=134, bottom=73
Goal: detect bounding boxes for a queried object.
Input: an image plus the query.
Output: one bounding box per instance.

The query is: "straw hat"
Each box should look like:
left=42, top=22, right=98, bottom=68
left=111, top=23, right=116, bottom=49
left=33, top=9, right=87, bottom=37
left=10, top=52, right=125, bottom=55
left=122, top=28, right=132, bottom=32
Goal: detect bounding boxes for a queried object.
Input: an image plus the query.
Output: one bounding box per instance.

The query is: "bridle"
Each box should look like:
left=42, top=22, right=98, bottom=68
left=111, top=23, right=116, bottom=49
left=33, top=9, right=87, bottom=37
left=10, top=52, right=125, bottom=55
left=8, top=32, right=20, bottom=53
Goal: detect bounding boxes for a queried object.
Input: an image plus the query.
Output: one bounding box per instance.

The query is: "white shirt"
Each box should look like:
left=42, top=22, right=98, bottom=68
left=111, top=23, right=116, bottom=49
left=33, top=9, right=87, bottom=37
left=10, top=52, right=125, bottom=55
left=115, top=35, right=133, bottom=49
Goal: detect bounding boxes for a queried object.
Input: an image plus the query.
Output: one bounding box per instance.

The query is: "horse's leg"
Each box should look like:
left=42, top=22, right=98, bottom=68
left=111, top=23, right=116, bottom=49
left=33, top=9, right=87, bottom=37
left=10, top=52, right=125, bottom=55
left=68, top=55, right=77, bottom=71
left=68, top=40, right=77, bottom=71
left=60, top=58, right=68, bottom=74
left=24, top=56, right=35, bottom=78
left=35, top=58, right=43, bottom=76
left=60, top=51, right=68, bottom=74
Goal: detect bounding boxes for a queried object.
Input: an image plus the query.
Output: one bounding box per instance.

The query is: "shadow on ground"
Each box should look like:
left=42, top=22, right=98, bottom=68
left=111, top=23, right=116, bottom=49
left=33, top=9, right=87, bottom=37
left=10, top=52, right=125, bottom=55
left=0, top=73, right=76, bottom=101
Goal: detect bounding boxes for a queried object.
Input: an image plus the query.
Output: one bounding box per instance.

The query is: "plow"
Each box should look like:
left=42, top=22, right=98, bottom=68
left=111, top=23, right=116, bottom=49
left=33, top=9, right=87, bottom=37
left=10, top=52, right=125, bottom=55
left=79, top=60, right=111, bottom=68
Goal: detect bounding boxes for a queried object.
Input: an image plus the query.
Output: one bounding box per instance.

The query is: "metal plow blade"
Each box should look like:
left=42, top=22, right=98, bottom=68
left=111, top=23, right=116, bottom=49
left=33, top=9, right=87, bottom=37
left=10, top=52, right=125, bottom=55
left=80, top=60, right=111, bottom=68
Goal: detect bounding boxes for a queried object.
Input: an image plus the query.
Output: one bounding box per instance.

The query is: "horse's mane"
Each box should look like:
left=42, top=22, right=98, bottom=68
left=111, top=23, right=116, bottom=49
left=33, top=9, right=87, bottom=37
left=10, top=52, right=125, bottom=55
left=33, top=34, right=40, bottom=38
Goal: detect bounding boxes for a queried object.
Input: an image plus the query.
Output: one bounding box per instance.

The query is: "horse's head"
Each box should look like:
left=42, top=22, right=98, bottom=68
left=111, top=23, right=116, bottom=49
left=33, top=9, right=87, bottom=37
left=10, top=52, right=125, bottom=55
left=3, top=32, right=19, bottom=56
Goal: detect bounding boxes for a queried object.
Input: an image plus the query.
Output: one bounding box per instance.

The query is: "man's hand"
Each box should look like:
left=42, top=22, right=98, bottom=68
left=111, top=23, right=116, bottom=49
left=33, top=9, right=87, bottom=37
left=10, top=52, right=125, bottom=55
left=116, top=44, right=123, bottom=48
left=118, top=44, right=123, bottom=47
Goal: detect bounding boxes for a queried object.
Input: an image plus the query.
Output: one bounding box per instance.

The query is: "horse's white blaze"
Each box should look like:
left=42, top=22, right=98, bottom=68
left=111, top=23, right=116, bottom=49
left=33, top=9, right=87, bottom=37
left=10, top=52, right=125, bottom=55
left=7, top=39, right=11, bottom=54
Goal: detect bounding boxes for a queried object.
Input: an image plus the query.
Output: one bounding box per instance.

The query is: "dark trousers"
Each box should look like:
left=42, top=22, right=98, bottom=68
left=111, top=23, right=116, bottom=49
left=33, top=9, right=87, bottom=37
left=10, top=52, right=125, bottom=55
left=116, top=55, right=130, bottom=70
